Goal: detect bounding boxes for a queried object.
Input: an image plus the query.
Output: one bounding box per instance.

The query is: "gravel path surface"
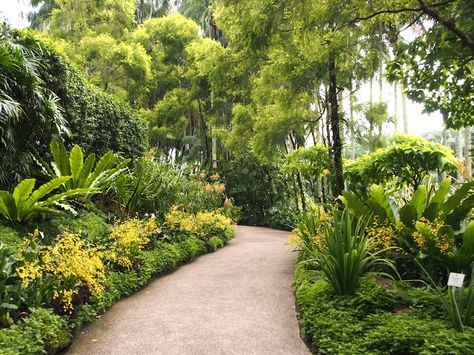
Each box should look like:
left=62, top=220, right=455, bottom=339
left=66, top=225, right=310, bottom=355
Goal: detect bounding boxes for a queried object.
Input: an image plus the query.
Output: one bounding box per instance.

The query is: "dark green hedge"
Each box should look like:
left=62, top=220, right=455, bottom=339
left=295, top=255, right=474, bottom=354
left=0, top=25, right=146, bottom=189
left=0, top=230, right=233, bottom=354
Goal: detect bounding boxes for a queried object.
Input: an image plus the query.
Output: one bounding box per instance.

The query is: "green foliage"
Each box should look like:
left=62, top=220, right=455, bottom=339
left=345, top=135, right=460, bottom=191
left=295, top=258, right=474, bottom=354
left=386, top=0, right=474, bottom=129
left=0, top=224, right=22, bottom=250
left=281, top=144, right=330, bottom=178
left=68, top=34, right=152, bottom=101
left=0, top=307, right=71, bottom=354
left=418, top=262, right=474, bottom=332
left=341, top=179, right=474, bottom=281
left=0, top=177, right=94, bottom=222
left=49, top=0, right=136, bottom=41
left=303, top=209, right=395, bottom=295
left=57, top=209, right=111, bottom=243
left=40, top=141, right=129, bottom=193
left=0, top=25, right=67, bottom=189
left=0, top=25, right=146, bottom=191
left=218, top=154, right=296, bottom=228
left=0, top=245, right=20, bottom=327
left=112, top=152, right=184, bottom=216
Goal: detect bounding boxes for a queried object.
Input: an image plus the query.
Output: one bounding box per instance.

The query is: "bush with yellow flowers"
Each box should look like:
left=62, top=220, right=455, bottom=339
left=164, top=206, right=233, bottom=241
left=16, top=230, right=105, bottom=314
left=366, top=216, right=396, bottom=252
left=411, top=218, right=454, bottom=257
left=105, top=217, right=160, bottom=270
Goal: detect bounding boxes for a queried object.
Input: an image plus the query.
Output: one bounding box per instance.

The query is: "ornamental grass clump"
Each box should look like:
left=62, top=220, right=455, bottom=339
left=306, top=209, right=396, bottom=295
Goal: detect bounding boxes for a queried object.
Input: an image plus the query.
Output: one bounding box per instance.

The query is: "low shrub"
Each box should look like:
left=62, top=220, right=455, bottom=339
left=164, top=206, right=233, bottom=242
left=0, top=308, right=71, bottom=355
left=0, top=219, right=234, bottom=353
left=295, top=253, right=474, bottom=354
left=16, top=230, right=106, bottom=314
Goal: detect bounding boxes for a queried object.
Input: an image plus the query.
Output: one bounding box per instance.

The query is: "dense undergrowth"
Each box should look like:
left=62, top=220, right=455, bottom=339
left=295, top=255, right=474, bottom=354
left=0, top=208, right=234, bottom=354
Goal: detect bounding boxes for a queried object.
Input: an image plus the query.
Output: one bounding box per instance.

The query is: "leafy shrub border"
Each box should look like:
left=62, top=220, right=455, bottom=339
left=294, top=252, right=474, bottom=354
left=0, top=227, right=234, bottom=354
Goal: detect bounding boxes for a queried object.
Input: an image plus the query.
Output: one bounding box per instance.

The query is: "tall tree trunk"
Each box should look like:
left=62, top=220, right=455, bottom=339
left=456, top=129, right=463, bottom=160
left=328, top=57, right=344, bottom=199
left=369, top=77, right=373, bottom=105
left=401, top=84, right=409, bottom=134
left=349, top=83, right=355, bottom=160
left=198, top=99, right=210, bottom=165
left=212, top=128, right=217, bottom=169
left=465, top=127, right=472, bottom=177
left=378, top=64, right=383, bottom=103
left=394, top=82, right=398, bottom=134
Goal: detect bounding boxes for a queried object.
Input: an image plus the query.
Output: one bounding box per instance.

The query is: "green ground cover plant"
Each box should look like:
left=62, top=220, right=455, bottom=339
left=0, top=209, right=234, bottom=353
left=295, top=257, right=474, bottom=354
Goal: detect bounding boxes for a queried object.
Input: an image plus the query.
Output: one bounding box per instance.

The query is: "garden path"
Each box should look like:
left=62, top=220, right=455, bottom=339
left=65, top=226, right=310, bottom=355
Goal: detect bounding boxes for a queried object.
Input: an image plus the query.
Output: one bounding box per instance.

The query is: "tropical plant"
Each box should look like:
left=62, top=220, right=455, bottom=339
left=39, top=141, right=129, bottom=192
left=0, top=177, right=96, bottom=222
left=341, top=179, right=474, bottom=279
left=304, top=209, right=396, bottom=295
left=0, top=245, right=20, bottom=327
left=418, top=261, right=474, bottom=332
left=112, top=151, right=183, bottom=216
left=0, top=24, right=68, bottom=189
left=345, top=136, right=460, bottom=192
left=16, top=231, right=106, bottom=314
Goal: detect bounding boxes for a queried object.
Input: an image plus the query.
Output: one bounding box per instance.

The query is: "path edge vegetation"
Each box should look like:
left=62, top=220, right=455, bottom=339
left=0, top=227, right=234, bottom=354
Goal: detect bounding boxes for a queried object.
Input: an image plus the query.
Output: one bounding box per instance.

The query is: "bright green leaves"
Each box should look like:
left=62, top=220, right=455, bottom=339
left=41, top=141, right=129, bottom=192
left=281, top=145, right=330, bottom=178
left=50, top=0, right=136, bottom=41
left=345, top=135, right=460, bottom=191
left=0, top=176, right=78, bottom=222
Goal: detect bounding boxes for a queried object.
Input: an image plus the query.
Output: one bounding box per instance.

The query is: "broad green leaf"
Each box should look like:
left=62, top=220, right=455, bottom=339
left=422, top=202, right=439, bottom=222
left=86, top=150, right=114, bottom=186
left=340, top=191, right=371, bottom=219
left=25, top=176, right=71, bottom=208
left=460, top=222, right=474, bottom=259
left=12, top=178, right=35, bottom=208
left=399, top=204, right=418, bottom=229
left=0, top=191, right=16, bottom=220
left=77, top=153, right=96, bottom=188
left=367, top=185, right=396, bottom=224
left=50, top=140, right=70, bottom=176
left=410, top=185, right=427, bottom=218
left=445, top=195, right=474, bottom=230
left=69, top=144, right=84, bottom=185
left=431, top=178, right=451, bottom=205
left=442, top=181, right=474, bottom=217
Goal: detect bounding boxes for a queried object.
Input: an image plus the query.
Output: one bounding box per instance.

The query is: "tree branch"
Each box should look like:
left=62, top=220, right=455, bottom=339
left=417, top=0, right=474, bottom=57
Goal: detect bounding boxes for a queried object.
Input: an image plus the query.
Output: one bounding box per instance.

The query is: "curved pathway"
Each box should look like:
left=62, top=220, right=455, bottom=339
left=66, top=226, right=310, bottom=355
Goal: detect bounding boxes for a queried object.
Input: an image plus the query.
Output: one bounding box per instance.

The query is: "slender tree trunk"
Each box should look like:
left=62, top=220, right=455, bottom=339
left=328, top=57, right=344, bottom=198
left=349, top=88, right=355, bottom=160
left=378, top=64, right=383, bottom=103
left=465, top=127, right=472, bottom=177
left=212, top=128, right=217, bottom=169
left=456, top=129, right=463, bottom=160
left=401, top=84, right=409, bottom=134
left=394, top=82, right=398, bottom=134
left=369, top=77, right=373, bottom=105
left=198, top=99, right=210, bottom=165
